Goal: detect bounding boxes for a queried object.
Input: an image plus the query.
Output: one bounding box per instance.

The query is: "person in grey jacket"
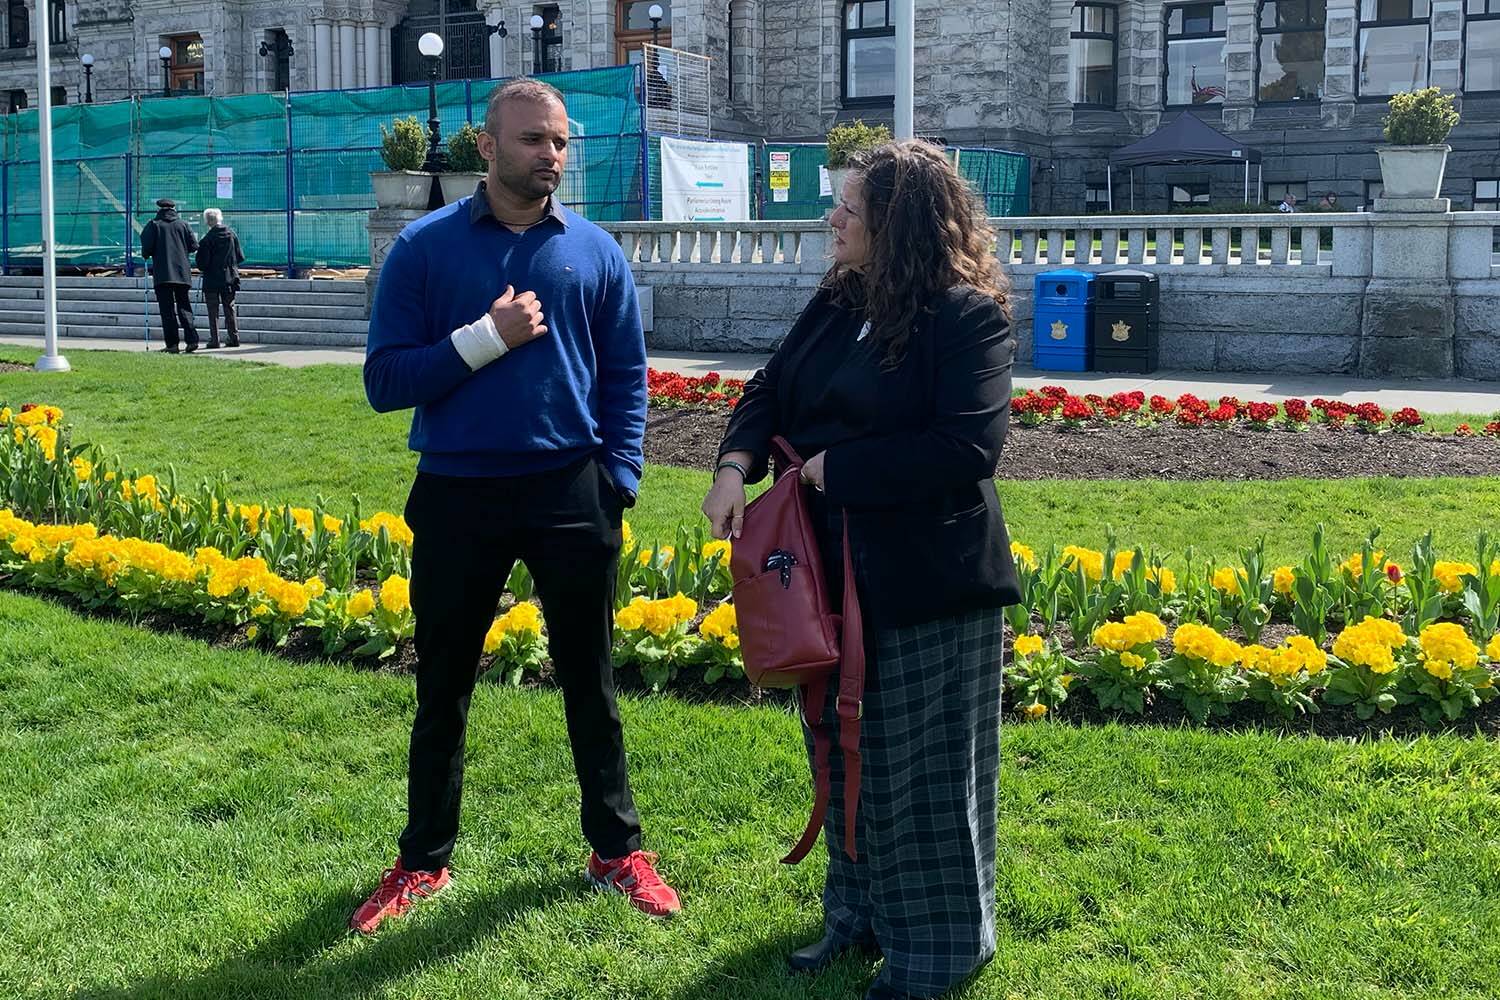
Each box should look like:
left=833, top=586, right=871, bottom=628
left=139, top=198, right=200, bottom=353
left=195, top=208, right=245, bottom=349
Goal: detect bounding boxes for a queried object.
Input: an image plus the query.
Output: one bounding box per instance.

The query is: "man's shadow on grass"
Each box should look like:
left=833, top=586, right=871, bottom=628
left=69, top=870, right=576, bottom=1000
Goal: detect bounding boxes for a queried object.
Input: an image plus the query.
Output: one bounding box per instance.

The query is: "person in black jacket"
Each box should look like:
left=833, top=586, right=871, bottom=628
left=139, top=198, right=199, bottom=353
left=195, top=208, right=245, bottom=349
left=705, top=141, right=1019, bottom=1000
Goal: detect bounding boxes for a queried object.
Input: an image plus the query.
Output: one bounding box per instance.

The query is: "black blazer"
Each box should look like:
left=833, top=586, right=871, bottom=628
left=720, top=283, right=1021, bottom=628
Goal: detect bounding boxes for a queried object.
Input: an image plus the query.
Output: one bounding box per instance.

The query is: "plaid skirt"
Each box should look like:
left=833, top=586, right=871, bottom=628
left=802, top=606, right=1005, bottom=998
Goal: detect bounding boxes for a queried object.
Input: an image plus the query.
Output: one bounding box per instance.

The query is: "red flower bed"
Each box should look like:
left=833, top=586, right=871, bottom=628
left=647, top=369, right=745, bottom=409
left=1003, top=384, right=1486, bottom=438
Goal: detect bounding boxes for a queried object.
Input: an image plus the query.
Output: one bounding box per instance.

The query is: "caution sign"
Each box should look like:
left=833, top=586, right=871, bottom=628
left=768, top=150, right=791, bottom=191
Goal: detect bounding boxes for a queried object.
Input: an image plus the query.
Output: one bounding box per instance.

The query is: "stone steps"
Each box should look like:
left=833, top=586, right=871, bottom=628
left=0, top=276, right=369, bottom=345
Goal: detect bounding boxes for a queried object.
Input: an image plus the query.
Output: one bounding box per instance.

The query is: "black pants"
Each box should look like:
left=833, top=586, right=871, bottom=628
left=153, top=283, right=197, bottom=350
left=398, top=456, right=641, bottom=872
left=204, top=289, right=239, bottom=345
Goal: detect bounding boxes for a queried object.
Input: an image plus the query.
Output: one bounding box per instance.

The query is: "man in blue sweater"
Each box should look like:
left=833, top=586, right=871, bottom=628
left=353, top=78, right=679, bottom=933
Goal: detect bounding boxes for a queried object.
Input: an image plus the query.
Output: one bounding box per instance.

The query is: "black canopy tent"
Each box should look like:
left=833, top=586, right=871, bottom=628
left=1106, top=114, right=1264, bottom=210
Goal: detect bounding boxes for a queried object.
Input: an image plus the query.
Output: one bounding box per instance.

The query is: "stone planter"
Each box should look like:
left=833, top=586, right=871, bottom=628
left=371, top=170, right=434, bottom=210
left=826, top=166, right=853, bottom=201
left=1376, top=145, right=1451, bottom=200
left=438, top=172, right=485, bottom=206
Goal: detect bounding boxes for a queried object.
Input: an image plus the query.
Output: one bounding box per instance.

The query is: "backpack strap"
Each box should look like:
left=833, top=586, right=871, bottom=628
left=782, top=515, right=865, bottom=865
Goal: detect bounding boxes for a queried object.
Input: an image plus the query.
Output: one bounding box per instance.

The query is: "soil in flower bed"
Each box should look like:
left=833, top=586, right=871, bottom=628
left=0, top=362, right=31, bottom=374
left=645, top=407, right=1500, bottom=480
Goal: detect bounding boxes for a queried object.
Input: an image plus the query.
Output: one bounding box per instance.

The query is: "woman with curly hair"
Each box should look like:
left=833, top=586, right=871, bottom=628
left=703, top=140, right=1021, bottom=999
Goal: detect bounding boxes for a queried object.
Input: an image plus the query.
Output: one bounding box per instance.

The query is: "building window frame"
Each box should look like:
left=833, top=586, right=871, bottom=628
left=1084, top=183, right=1111, bottom=212
left=6, top=0, right=28, bottom=49
left=615, top=0, right=672, bottom=64
left=1356, top=0, right=1431, bottom=100
left=6, top=88, right=25, bottom=113
left=1163, top=2, right=1228, bottom=108
left=1475, top=177, right=1500, bottom=211
left=50, top=0, right=65, bottom=43
left=1464, top=0, right=1500, bottom=95
left=166, top=33, right=206, bottom=95
left=1264, top=179, right=1309, bottom=208
left=1070, top=3, right=1118, bottom=108
left=842, top=1, right=895, bottom=108
left=1169, top=180, right=1213, bottom=208
left=1256, top=0, right=1326, bottom=104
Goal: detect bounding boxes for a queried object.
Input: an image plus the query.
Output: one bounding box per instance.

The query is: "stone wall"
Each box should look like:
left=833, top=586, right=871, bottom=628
left=616, top=211, right=1500, bottom=380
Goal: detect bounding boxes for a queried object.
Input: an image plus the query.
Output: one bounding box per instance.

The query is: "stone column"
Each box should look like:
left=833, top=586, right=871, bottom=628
left=1360, top=198, right=1456, bottom=377
left=363, top=22, right=381, bottom=87
left=485, top=8, right=507, bottom=78
left=1222, top=0, right=1256, bottom=132
left=1321, top=0, right=1357, bottom=128
left=728, top=0, right=760, bottom=115
left=314, top=18, right=335, bottom=90
left=1046, top=0, right=1075, bottom=135
left=339, top=21, right=358, bottom=89
left=366, top=208, right=427, bottom=306
left=1429, top=0, right=1463, bottom=92
left=1122, top=0, right=1162, bottom=134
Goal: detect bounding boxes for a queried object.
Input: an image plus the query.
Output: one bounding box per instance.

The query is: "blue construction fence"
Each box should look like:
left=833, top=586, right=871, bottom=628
left=0, top=65, right=648, bottom=273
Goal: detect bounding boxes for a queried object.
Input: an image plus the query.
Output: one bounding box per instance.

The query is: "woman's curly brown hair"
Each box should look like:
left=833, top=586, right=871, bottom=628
left=825, top=139, right=1010, bottom=370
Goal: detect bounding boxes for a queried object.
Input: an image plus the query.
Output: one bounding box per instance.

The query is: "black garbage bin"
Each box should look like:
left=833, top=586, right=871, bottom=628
left=1091, top=269, right=1159, bottom=374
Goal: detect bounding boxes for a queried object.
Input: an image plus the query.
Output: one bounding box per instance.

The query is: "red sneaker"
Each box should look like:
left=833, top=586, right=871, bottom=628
left=585, top=850, right=682, bottom=917
left=348, top=860, right=451, bottom=934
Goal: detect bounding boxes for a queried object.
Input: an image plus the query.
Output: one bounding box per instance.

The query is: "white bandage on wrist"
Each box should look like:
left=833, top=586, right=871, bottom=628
left=448, top=312, right=507, bottom=371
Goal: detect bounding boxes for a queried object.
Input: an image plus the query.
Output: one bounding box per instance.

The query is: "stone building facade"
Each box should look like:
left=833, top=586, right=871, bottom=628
left=2, top=0, right=1497, bottom=213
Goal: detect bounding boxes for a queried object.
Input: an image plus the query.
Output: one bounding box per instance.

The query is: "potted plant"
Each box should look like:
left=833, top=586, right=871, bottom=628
left=372, top=116, right=431, bottom=210
left=440, top=123, right=488, bottom=204
left=1376, top=88, right=1460, bottom=201
left=825, top=119, right=892, bottom=201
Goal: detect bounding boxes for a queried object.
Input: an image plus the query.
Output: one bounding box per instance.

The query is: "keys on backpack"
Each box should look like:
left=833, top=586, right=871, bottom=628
left=764, top=549, right=798, bottom=589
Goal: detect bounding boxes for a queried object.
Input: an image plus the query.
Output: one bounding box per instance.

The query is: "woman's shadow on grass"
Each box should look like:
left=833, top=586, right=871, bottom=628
left=69, top=869, right=576, bottom=1000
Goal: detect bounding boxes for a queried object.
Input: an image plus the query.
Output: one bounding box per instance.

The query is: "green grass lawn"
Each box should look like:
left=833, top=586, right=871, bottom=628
left=3, top=349, right=1500, bottom=999
left=1, top=349, right=1495, bottom=563
left=4, top=590, right=1499, bottom=1000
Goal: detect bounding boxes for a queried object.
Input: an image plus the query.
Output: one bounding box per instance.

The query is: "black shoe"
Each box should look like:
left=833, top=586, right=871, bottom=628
left=206, top=339, right=220, bottom=350
left=164, top=346, right=180, bottom=354
left=788, top=933, right=878, bottom=973
left=185, top=343, right=198, bottom=354
left=226, top=336, right=240, bottom=348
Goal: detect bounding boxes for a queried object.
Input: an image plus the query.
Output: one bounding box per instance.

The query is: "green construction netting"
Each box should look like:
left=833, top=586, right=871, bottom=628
left=644, top=139, right=1030, bottom=222
left=1, top=65, right=646, bottom=270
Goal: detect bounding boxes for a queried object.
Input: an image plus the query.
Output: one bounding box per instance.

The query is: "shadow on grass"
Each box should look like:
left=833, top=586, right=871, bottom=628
left=671, top=928, right=879, bottom=1000
left=70, top=870, right=576, bottom=1000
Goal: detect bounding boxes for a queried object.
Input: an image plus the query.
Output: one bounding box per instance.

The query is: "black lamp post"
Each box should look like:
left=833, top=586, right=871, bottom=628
left=81, top=53, right=94, bottom=103
left=418, top=32, right=448, bottom=174
left=530, top=14, right=544, bottom=73
left=649, top=4, right=663, bottom=47
left=158, top=45, right=173, bottom=97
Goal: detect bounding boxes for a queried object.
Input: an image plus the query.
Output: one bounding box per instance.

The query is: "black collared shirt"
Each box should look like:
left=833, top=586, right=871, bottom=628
left=467, top=179, right=569, bottom=230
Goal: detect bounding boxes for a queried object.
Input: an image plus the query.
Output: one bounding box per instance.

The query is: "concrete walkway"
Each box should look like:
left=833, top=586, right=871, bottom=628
left=3, top=333, right=1497, bottom=414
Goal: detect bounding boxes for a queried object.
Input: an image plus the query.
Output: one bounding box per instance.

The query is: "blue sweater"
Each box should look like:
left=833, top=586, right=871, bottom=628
left=364, top=190, right=647, bottom=497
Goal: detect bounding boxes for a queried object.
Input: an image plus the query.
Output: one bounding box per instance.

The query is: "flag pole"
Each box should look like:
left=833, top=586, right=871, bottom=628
left=33, top=2, right=70, bottom=373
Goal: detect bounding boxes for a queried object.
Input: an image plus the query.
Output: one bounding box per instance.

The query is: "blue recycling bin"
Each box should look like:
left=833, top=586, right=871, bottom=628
left=1031, top=268, right=1095, bottom=372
